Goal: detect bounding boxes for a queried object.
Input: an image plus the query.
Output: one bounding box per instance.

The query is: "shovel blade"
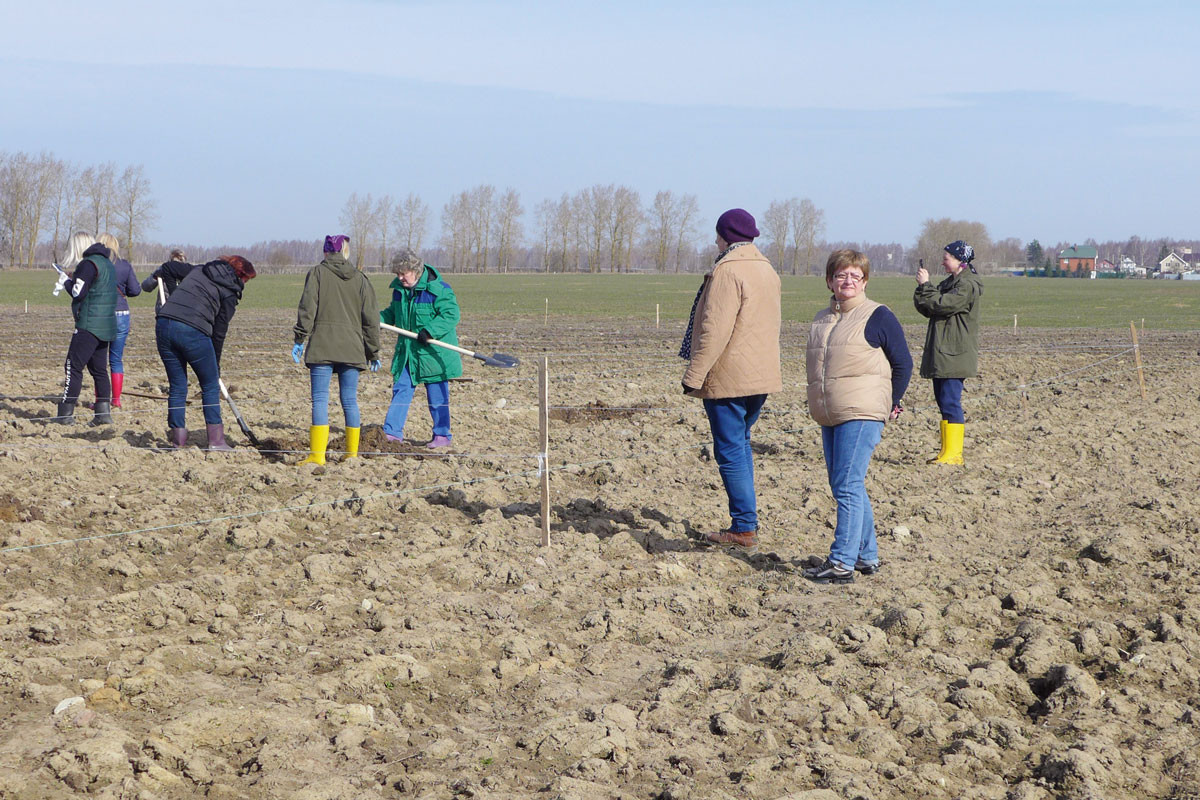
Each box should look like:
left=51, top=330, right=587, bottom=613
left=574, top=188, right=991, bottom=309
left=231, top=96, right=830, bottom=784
left=476, top=352, right=520, bottom=368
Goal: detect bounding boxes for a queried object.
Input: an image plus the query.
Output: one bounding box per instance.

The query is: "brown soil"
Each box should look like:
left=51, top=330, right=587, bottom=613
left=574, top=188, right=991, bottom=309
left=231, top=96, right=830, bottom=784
left=1, top=307, right=1198, bottom=799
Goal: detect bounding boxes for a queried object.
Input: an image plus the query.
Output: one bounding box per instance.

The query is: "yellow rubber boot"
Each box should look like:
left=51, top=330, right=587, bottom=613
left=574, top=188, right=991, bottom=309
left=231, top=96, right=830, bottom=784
left=344, top=426, right=360, bottom=459
left=927, top=420, right=948, bottom=463
left=300, top=425, right=329, bottom=465
left=936, top=423, right=964, bottom=465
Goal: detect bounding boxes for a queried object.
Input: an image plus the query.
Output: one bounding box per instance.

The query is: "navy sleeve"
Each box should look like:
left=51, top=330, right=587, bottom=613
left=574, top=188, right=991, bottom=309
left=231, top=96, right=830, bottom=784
left=122, top=263, right=142, bottom=298
left=865, top=306, right=913, bottom=406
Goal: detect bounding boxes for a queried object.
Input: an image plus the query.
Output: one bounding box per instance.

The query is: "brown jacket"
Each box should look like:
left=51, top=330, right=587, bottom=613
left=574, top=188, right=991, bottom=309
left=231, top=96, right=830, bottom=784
left=806, top=294, right=892, bottom=426
left=683, top=243, right=782, bottom=399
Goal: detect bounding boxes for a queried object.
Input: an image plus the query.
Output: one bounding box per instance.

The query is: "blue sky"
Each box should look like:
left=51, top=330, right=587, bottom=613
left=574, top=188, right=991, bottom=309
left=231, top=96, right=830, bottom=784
left=3, top=0, right=1197, bottom=247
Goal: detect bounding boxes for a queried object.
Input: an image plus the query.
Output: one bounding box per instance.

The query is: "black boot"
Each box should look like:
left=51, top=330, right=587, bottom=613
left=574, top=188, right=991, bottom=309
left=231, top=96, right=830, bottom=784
left=168, top=428, right=189, bottom=448
left=51, top=402, right=75, bottom=425
left=206, top=424, right=233, bottom=452
left=91, top=400, right=113, bottom=426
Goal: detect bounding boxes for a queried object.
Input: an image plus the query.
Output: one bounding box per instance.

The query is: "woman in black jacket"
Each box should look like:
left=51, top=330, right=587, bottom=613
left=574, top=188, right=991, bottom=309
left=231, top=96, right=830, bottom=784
left=154, top=255, right=255, bottom=450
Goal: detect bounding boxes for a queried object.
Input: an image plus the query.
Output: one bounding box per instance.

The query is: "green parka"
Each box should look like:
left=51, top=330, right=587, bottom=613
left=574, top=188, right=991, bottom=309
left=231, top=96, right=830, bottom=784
left=380, top=264, right=463, bottom=384
left=913, top=270, right=983, bottom=379
left=293, top=253, right=381, bottom=368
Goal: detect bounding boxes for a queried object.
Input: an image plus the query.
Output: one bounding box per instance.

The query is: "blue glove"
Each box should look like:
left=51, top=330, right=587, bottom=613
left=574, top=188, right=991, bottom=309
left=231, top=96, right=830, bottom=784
left=368, top=359, right=381, bottom=372
left=291, top=343, right=304, bottom=363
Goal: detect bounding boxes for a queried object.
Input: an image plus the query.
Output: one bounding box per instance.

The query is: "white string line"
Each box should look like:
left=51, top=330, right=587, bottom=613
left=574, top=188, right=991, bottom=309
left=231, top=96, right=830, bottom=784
left=4, top=357, right=1177, bottom=557
left=0, top=440, right=542, bottom=460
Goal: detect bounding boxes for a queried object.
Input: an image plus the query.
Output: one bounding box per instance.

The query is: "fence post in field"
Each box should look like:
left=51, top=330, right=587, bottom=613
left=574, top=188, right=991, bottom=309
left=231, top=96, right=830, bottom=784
left=538, top=356, right=551, bottom=547
left=1013, top=314, right=1017, bottom=333
left=1129, top=321, right=1147, bottom=401
left=544, top=298, right=548, bottom=327
left=656, top=303, right=660, bottom=329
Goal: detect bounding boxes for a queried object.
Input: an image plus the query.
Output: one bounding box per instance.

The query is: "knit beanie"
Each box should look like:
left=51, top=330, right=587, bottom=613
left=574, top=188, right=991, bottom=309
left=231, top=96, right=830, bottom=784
left=715, top=208, right=759, bottom=243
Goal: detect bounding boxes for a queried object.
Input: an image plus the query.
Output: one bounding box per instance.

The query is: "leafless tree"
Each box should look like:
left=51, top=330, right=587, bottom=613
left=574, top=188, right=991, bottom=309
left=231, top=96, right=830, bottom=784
left=647, top=191, right=677, bottom=272
left=79, top=161, right=116, bottom=235
left=608, top=186, right=641, bottom=272
left=393, top=192, right=430, bottom=254
left=373, top=194, right=394, bottom=270
left=339, top=192, right=377, bottom=269
left=913, top=218, right=993, bottom=273
left=579, top=184, right=614, bottom=273
left=494, top=187, right=524, bottom=273
left=790, top=198, right=826, bottom=275
left=672, top=194, right=699, bottom=273
left=468, top=184, right=495, bottom=271
left=760, top=199, right=793, bottom=271
left=114, top=164, right=158, bottom=262
left=440, top=190, right=471, bottom=270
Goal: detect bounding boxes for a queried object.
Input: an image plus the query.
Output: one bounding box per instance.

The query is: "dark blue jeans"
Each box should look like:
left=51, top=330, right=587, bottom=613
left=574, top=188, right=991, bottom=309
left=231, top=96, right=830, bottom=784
left=702, top=394, right=766, bottom=532
left=822, top=420, right=883, bottom=569
left=109, top=312, right=131, bottom=373
left=156, top=317, right=221, bottom=428
left=933, top=378, right=965, bottom=423
left=309, top=364, right=360, bottom=427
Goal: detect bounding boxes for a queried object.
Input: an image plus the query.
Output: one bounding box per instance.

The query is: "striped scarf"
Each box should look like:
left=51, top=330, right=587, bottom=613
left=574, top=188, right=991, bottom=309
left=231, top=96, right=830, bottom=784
left=679, top=241, right=750, bottom=360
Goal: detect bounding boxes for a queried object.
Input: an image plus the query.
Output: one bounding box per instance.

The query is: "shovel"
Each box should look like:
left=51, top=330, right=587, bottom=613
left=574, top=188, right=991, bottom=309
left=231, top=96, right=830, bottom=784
left=218, top=379, right=260, bottom=446
left=380, top=323, right=519, bottom=368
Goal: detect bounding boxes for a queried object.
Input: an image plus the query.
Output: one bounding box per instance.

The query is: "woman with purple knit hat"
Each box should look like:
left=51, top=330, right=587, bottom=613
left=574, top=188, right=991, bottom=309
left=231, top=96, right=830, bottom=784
left=681, top=209, right=782, bottom=553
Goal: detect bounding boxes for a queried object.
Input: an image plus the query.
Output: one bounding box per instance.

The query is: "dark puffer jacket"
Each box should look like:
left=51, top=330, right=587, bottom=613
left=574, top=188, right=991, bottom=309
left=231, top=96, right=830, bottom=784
left=156, top=260, right=245, bottom=363
left=70, top=243, right=117, bottom=341
left=142, top=260, right=195, bottom=297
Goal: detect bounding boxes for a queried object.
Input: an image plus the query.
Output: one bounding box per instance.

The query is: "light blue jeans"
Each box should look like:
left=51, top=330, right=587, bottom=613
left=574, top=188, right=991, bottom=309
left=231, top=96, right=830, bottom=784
left=384, top=366, right=450, bottom=439
left=309, top=364, right=360, bottom=427
left=702, top=394, right=766, bottom=532
left=109, top=312, right=131, bottom=373
left=822, top=419, right=884, bottom=569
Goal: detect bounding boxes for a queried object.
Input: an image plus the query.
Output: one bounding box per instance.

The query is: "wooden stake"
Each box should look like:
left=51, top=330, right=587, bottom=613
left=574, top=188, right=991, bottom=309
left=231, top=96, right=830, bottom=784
left=544, top=298, right=548, bottom=326
left=538, top=356, right=550, bottom=547
left=1013, top=314, right=1017, bottom=333
left=656, top=303, right=660, bottom=329
left=1130, top=321, right=1147, bottom=401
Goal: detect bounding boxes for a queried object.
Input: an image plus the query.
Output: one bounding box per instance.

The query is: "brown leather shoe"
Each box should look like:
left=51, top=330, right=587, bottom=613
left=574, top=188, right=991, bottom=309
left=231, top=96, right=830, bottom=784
left=704, top=529, right=758, bottom=553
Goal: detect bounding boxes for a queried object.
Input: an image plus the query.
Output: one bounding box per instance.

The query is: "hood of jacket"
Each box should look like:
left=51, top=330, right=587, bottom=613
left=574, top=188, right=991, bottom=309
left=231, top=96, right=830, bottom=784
left=81, top=243, right=112, bottom=261
left=320, top=252, right=359, bottom=280
left=201, top=259, right=245, bottom=299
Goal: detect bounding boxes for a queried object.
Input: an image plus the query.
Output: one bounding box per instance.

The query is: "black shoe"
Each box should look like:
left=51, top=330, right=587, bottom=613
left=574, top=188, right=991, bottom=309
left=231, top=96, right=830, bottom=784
left=91, top=400, right=113, bottom=426
left=854, top=559, right=880, bottom=575
left=51, top=402, right=76, bottom=425
left=803, top=558, right=855, bottom=584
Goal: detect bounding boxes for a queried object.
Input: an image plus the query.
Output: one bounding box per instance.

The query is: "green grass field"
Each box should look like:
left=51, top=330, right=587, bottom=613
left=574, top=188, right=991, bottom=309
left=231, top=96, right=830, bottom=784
left=2, top=270, right=1198, bottom=329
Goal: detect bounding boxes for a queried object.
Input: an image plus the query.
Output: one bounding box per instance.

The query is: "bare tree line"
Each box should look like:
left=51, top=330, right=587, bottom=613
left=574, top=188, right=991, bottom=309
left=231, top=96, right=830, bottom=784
left=0, top=151, right=157, bottom=267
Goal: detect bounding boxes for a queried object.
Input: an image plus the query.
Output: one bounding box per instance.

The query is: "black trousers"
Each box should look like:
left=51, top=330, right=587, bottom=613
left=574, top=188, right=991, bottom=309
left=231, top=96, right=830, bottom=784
left=62, top=329, right=111, bottom=405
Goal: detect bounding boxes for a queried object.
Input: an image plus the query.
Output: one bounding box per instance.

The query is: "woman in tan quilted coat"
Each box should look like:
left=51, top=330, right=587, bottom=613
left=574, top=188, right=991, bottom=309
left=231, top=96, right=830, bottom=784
left=681, top=209, right=781, bottom=553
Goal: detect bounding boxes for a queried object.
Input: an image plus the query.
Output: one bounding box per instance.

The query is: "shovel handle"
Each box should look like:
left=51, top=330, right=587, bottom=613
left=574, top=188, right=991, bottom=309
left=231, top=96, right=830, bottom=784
left=380, top=322, right=479, bottom=359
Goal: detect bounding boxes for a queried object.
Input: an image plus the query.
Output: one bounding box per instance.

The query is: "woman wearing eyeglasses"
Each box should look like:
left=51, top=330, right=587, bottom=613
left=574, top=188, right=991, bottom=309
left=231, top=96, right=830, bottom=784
left=803, top=249, right=912, bottom=584
left=914, top=240, right=983, bottom=465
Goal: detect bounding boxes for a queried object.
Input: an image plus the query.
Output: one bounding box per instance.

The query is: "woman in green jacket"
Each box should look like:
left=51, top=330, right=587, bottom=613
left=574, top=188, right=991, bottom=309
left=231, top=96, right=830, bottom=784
left=292, top=235, right=381, bottom=464
left=380, top=248, right=462, bottom=448
left=913, top=240, right=984, bottom=465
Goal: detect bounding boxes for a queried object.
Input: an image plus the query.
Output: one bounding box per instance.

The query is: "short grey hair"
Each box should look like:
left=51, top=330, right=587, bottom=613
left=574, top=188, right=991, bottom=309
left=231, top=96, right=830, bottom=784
left=390, top=248, right=422, bottom=275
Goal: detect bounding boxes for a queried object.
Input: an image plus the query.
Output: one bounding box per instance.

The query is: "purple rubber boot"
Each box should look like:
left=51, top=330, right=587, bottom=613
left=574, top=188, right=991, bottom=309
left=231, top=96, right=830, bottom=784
left=426, top=435, right=452, bottom=449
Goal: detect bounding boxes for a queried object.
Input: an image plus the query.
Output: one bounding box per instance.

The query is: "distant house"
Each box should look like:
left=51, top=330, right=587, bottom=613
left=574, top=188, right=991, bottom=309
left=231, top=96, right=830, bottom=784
left=1058, top=245, right=1097, bottom=274
left=1159, top=251, right=1189, bottom=274
left=1118, top=256, right=1146, bottom=277
left=1096, top=258, right=1116, bottom=273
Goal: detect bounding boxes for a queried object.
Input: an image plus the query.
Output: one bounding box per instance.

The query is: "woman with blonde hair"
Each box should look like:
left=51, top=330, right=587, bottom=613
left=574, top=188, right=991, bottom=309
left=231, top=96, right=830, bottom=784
left=96, top=233, right=142, bottom=408
left=52, top=232, right=118, bottom=425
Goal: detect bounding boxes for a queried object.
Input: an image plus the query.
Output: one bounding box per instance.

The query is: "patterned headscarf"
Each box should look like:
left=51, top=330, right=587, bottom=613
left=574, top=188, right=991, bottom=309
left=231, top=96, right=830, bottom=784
left=944, top=240, right=977, bottom=273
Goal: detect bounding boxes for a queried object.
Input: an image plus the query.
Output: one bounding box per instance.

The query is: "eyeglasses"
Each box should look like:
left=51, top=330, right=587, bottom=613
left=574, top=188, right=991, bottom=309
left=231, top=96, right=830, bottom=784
left=832, top=272, right=865, bottom=284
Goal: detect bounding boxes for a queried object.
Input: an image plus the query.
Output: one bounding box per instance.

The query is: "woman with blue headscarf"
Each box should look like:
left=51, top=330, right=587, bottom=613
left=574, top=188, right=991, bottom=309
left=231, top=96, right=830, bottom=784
left=914, top=240, right=983, bottom=465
